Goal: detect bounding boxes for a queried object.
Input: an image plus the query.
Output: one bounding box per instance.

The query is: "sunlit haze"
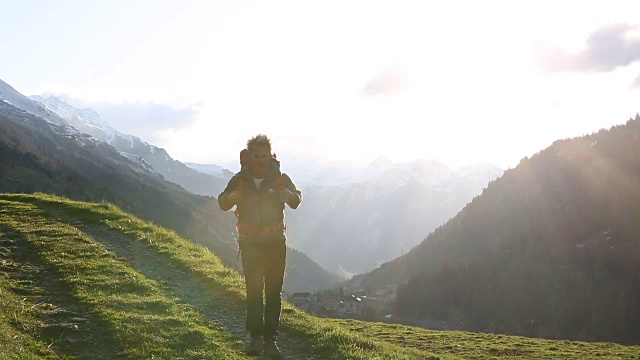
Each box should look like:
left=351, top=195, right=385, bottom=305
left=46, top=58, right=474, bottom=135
left=1, top=0, right=639, bottom=171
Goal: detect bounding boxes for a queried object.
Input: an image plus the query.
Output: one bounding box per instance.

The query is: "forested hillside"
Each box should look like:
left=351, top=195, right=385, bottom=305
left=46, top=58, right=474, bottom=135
left=355, top=115, right=640, bottom=344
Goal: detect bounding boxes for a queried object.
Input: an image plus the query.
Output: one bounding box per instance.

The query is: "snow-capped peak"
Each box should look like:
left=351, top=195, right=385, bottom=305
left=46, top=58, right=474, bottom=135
left=29, top=95, right=118, bottom=142
left=0, top=79, right=68, bottom=126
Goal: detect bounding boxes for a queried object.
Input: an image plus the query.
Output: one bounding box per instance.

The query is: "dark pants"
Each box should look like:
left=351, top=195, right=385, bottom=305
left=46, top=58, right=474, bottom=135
left=239, top=239, right=286, bottom=339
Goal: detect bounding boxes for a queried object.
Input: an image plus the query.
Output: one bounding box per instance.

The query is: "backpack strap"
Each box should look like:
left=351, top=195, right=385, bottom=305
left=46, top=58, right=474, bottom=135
left=234, top=175, right=245, bottom=262
left=233, top=175, right=245, bottom=220
left=240, top=149, right=250, bottom=168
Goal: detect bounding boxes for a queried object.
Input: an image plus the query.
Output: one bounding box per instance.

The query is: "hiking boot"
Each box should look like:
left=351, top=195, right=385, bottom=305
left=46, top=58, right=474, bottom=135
left=263, top=338, right=283, bottom=359
left=245, top=335, right=263, bottom=355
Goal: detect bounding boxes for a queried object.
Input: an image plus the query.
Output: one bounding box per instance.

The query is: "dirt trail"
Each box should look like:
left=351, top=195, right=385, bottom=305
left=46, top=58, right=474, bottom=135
left=43, top=204, right=318, bottom=360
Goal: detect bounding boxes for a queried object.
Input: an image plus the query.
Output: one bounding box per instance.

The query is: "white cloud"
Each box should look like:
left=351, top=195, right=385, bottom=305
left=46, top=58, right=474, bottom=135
left=538, top=23, right=640, bottom=73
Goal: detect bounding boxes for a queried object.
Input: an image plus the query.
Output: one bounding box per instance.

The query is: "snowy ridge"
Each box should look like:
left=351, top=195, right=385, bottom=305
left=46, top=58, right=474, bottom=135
left=284, top=155, right=502, bottom=196
left=184, top=163, right=227, bottom=177
left=30, top=95, right=123, bottom=144
left=0, top=80, right=68, bottom=126
left=119, top=151, right=157, bottom=174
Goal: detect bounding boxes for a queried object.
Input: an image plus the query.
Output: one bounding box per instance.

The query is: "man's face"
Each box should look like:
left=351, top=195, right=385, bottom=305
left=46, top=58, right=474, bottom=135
left=250, top=146, right=271, bottom=176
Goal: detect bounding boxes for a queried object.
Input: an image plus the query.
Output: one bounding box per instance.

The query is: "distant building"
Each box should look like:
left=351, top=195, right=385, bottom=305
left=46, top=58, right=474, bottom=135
left=287, top=292, right=317, bottom=312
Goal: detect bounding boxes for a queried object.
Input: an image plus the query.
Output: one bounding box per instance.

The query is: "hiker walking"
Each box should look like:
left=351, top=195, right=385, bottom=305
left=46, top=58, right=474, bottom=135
left=218, top=134, right=302, bottom=359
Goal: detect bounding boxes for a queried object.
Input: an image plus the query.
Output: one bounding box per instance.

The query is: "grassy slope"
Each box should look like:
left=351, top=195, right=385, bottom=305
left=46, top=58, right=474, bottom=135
left=0, top=193, right=638, bottom=359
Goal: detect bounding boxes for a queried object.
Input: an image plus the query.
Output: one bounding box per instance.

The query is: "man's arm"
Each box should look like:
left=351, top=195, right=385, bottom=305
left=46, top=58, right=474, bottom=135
left=280, top=173, right=302, bottom=209
left=218, top=176, right=240, bottom=211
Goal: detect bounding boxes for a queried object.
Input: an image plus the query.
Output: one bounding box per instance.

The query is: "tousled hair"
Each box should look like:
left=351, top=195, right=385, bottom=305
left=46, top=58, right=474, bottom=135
left=247, top=134, right=272, bottom=154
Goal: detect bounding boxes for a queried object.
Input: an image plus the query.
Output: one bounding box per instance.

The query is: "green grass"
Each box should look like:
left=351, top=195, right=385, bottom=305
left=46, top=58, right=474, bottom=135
left=0, top=282, right=61, bottom=359
left=1, top=193, right=639, bottom=359
left=0, top=194, right=243, bottom=359
left=330, top=319, right=640, bottom=359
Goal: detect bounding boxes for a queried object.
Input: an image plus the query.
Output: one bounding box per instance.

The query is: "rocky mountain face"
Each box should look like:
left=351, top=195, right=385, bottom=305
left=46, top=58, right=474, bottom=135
left=0, top=80, right=68, bottom=126
left=30, top=94, right=114, bottom=140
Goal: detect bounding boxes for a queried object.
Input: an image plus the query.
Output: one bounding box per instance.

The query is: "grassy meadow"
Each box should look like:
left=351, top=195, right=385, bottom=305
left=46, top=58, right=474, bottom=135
left=0, top=193, right=637, bottom=359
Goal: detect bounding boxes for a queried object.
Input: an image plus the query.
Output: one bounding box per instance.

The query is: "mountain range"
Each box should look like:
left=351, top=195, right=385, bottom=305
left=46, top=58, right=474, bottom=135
left=29, top=94, right=232, bottom=197
left=285, top=158, right=502, bottom=274
left=3, top=75, right=640, bottom=345
left=27, top=90, right=504, bottom=276
left=7, top=75, right=639, bottom=344
left=0, top=78, right=339, bottom=292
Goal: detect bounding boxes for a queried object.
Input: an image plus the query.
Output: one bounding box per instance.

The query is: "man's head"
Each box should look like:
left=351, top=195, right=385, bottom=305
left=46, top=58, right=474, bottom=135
left=247, top=134, right=273, bottom=178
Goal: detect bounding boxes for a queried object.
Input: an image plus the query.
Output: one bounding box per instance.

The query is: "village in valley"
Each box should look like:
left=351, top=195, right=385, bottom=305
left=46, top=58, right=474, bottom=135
left=285, top=283, right=450, bottom=331
left=285, top=284, right=397, bottom=322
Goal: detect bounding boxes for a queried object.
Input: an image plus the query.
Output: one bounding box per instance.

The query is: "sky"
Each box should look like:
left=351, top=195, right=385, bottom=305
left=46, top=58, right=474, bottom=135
left=1, top=0, right=639, bottom=171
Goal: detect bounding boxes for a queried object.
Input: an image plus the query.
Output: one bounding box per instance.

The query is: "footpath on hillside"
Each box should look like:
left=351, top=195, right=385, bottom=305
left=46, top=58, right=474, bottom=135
left=37, top=202, right=319, bottom=360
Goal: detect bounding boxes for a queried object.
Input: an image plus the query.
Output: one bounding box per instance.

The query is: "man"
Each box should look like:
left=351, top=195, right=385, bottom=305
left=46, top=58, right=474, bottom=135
left=218, top=134, right=302, bottom=359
